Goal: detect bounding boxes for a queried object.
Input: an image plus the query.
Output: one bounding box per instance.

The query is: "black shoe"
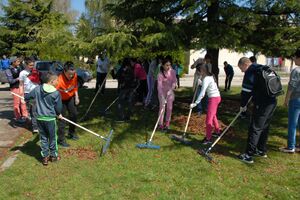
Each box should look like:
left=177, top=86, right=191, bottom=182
left=237, top=153, right=254, bottom=164
left=58, top=141, right=70, bottom=148
left=212, top=132, right=220, bottom=138
left=201, top=138, right=212, bottom=145
left=254, top=150, right=268, bottom=158
left=68, top=134, right=79, bottom=140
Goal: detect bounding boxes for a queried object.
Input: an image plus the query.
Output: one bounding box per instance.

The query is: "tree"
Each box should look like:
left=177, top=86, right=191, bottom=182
left=105, top=0, right=300, bottom=83
left=0, top=0, right=74, bottom=60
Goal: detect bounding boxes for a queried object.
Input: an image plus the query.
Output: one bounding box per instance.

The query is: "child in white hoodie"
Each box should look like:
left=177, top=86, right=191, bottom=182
left=191, top=64, right=221, bottom=144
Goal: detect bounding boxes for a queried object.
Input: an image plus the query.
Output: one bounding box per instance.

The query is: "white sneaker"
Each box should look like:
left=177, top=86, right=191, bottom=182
left=279, top=147, right=295, bottom=153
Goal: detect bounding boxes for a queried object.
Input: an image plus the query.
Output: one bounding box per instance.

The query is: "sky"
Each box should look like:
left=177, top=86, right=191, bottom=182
left=71, top=0, right=86, bottom=15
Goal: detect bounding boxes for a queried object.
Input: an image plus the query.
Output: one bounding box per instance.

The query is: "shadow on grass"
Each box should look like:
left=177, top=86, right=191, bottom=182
left=75, top=87, right=289, bottom=161
left=10, top=135, right=40, bottom=161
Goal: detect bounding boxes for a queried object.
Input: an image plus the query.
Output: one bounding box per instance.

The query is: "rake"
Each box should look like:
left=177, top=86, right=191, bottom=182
left=61, top=117, right=114, bottom=156
left=198, top=97, right=252, bottom=162
left=170, top=84, right=199, bottom=144
left=136, top=95, right=168, bottom=149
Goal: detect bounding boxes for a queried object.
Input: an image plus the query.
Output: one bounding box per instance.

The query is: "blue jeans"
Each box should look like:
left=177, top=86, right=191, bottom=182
left=196, top=85, right=207, bottom=113
left=288, top=98, right=300, bottom=149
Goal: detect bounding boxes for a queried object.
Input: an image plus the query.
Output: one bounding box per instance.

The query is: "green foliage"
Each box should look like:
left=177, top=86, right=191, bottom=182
left=0, top=0, right=74, bottom=60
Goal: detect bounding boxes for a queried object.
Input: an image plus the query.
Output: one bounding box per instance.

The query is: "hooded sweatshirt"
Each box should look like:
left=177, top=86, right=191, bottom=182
left=25, top=84, right=62, bottom=120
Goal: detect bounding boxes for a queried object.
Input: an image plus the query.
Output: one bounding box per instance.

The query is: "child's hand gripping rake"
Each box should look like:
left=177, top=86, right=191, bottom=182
left=198, top=97, right=253, bottom=162
left=11, top=91, right=113, bottom=156
left=170, top=85, right=199, bottom=144
left=136, top=93, right=169, bottom=149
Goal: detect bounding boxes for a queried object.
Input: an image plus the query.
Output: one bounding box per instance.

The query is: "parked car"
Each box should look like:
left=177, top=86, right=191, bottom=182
left=35, top=61, right=93, bottom=87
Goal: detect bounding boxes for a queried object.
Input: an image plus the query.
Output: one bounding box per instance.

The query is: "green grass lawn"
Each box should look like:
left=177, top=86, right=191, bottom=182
left=0, top=87, right=299, bottom=199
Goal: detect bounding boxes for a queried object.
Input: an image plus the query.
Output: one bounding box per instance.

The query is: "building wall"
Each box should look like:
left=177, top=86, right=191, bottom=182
left=187, top=49, right=294, bottom=75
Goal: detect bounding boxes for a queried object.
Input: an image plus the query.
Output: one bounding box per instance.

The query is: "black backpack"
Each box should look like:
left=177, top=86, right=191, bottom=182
left=255, top=65, right=284, bottom=98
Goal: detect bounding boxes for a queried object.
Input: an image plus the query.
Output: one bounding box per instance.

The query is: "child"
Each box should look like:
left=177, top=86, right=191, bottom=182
left=116, top=58, right=137, bottom=122
left=5, top=56, right=28, bottom=123
left=19, top=57, right=40, bottom=133
left=190, top=64, right=221, bottom=144
left=157, top=58, right=177, bottom=131
left=25, top=72, right=62, bottom=166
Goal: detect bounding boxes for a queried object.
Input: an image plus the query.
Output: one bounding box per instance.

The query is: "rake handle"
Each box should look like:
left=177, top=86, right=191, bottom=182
left=61, top=117, right=105, bottom=139
left=207, top=96, right=253, bottom=152
left=183, top=84, right=199, bottom=136
left=149, top=93, right=170, bottom=142
left=80, top=73, right=109, bottom=121
left=105, top=96, right=119, bottom=112
left=11, top=92, right=24, bottom=100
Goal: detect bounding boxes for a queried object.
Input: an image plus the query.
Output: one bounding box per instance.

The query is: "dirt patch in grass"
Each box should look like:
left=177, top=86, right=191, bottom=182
left=173, top=113, right=229, bottom=135
left=63, top=147, right=98, bottom=160
left=173, top=97, right=244, bottom=136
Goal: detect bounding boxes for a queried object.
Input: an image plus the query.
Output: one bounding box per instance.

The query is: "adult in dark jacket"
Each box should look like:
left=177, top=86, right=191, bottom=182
left=237, top=57, right=277, bottom=164
left=223, top=61, right=234, bottom=91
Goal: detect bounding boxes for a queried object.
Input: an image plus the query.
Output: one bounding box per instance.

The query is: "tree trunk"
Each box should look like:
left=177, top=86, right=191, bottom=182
left=207, top=0, right=220, bottom=86
left=207, top=48, right=220, bottom=85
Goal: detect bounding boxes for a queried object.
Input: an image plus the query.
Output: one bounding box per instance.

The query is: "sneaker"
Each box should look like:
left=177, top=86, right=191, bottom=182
left=58, top=141, right=70, bottom=148
left=33, top=129, right=39, bottom=134
left=254, top=150, right=268, bottom=158
left=49, top=156, right=61, bottom=162
left=158, top=125, right=165, bottom=131
left=135, top=102, right=143, bottom=106
left=15, top=118, right=26, bottom=124
left=279, top=147, right=295, bottom=153
left=68, top=134, right=79, bottom=140
left=42, top=156, right=49, bottom=166
left=237, top=153, right=254, bottom=164
left=201, top=138, right=212, bottom=145
left=212, top=132, right=220, bottom=138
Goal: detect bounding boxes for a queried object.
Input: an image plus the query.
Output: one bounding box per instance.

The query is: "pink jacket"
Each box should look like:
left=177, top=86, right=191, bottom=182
left=157, top=69, right=177, bottom=97
left=134, top=63, right=147, bottom=80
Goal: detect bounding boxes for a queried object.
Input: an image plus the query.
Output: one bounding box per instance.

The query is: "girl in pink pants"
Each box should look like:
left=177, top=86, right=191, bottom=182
left=190, top=64, right=221, bottom=144
left=157, top=58, right=177, bottom=131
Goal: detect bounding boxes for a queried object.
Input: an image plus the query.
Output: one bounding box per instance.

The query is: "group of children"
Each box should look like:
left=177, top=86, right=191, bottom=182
left=5, top=57, right=79, bottom=165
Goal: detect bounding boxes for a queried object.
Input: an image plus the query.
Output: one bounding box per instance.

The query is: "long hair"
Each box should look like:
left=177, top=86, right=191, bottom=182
left=160, top=58, right=171, bottom=78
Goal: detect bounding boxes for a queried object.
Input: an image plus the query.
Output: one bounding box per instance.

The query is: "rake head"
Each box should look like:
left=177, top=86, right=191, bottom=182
left=170, top=134, right=192, bottom=145
left=101, top=129, right=114, bottom=156
left=197, top=148, right=213, bottom=162
left=136, top=141, right=160, bottom=149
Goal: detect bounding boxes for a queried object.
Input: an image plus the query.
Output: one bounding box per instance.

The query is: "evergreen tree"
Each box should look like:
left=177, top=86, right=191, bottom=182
left=105, top=0, right=300, bottom=82
left=0, top=0, right=74, bottom=60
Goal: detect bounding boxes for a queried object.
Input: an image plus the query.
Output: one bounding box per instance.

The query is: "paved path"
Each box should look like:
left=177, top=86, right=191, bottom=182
left=84, top=74, right=289, bottom=89
left=0, top=85, right=28, bottom=162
